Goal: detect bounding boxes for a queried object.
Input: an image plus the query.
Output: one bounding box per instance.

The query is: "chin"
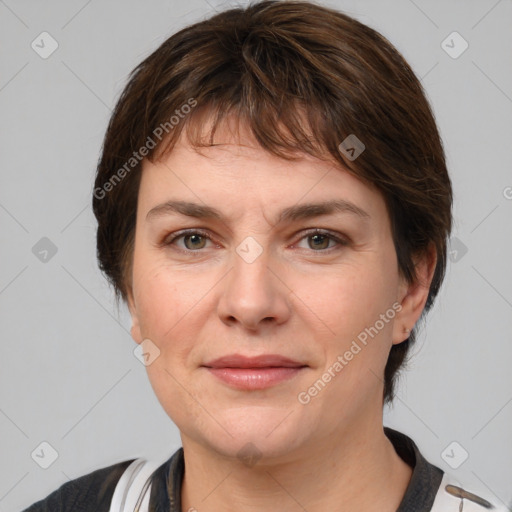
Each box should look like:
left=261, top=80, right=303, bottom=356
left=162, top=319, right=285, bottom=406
left=201, top=407, right=312, bottom=463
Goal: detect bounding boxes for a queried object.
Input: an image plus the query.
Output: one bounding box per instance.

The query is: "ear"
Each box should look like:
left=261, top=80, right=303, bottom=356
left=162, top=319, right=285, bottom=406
left=392, top=243, right=437, bottom=345
left=126, top=287, right=143, bottom=345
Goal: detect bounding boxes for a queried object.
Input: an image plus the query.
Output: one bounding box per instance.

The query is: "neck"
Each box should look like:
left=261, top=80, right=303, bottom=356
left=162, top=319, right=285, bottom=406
left=180, top=421, right=412, bottom=512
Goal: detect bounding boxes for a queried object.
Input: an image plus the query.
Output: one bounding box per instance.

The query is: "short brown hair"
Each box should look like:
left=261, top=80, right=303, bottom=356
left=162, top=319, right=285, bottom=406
left=92, top=0, right=452, bottom=405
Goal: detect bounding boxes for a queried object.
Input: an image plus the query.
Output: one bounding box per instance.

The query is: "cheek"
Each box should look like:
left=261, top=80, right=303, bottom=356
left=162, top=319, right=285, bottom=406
left=133, top=262, right=215, bottom=354
left=300, top=260, right=397, bottom=333
left=134, top=266, right=215, bottom=425
left=296, top=259, right=399, bottom=396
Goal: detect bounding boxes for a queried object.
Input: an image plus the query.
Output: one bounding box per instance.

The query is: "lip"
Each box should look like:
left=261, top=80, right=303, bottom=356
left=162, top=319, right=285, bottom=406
left=203, top=354, right=306, bottom=369
left=202, top=354, right=308, bottom=391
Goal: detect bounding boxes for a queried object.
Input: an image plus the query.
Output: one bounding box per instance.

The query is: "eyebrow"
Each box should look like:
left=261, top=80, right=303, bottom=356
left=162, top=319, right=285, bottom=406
left=145, top=199, right=371, bottom=224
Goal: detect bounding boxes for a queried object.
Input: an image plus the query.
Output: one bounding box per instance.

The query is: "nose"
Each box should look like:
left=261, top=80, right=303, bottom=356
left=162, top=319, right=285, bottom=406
left=217, top=246, right=292, bottom=331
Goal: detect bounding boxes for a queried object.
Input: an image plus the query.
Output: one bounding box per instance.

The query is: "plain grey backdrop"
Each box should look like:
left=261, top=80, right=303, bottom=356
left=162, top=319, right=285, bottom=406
left=1, top=0, right=511, bottom=510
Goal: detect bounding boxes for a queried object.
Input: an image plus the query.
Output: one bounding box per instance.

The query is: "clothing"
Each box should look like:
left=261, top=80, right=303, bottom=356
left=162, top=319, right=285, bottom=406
left=22, top=459, right=134, bottom=512
left=23, top=427, right=507, bottom=511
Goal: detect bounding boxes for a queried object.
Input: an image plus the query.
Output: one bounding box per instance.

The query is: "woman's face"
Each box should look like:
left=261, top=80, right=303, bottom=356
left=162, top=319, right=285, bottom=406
left=127, top=121, right=419, bottom=462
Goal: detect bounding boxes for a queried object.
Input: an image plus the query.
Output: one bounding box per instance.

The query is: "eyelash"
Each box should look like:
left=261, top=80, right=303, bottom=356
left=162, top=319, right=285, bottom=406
left=161, top=228, right=349, bottom=255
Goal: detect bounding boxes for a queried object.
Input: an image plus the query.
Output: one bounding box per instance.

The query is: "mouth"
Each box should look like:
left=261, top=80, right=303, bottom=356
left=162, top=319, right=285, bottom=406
left=201, top=354, right=308, bottom=390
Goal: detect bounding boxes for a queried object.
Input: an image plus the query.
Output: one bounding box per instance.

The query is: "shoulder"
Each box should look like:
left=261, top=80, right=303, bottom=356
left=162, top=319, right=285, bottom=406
left=431, top=471, right=511, bottom=512
left=22, top=458, right=136, bottom=512
left=383, top=427, right=510, bottom=512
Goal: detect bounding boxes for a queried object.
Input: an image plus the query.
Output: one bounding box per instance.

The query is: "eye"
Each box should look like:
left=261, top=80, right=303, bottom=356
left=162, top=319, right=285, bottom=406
left=161, top=228, right=348, bottom=254
left=295, top=229, right=348, bottom=252
left=163, top=229, right=216, bottom=252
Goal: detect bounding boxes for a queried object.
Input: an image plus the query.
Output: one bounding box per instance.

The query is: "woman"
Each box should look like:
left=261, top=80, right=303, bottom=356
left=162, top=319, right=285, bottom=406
left=24, top=1, right=508, bottom=510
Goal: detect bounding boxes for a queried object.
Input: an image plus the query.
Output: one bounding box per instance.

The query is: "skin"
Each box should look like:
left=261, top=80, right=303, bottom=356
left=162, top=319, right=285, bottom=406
left=127, top=117, right=436, bottom=511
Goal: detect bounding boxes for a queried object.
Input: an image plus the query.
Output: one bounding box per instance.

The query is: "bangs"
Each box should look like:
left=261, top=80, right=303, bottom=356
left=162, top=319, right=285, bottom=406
left=151, top=98, right=340, bottom=166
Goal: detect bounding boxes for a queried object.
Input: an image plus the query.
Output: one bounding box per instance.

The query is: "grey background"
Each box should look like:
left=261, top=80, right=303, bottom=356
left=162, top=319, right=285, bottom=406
left=1, top=0, right=511, bottom=510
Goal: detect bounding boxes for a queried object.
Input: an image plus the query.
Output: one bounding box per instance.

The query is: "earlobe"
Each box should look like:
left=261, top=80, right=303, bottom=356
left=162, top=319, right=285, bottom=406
left=131, top=323, right=143, bottom=345
left=392, top=245, right=437, bottom=345
left=126, top=288, right=143, bottom=345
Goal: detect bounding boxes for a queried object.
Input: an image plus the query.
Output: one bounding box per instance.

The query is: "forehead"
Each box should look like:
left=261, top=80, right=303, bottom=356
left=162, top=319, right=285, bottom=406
left=138, top=116, right=387, bottom=224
